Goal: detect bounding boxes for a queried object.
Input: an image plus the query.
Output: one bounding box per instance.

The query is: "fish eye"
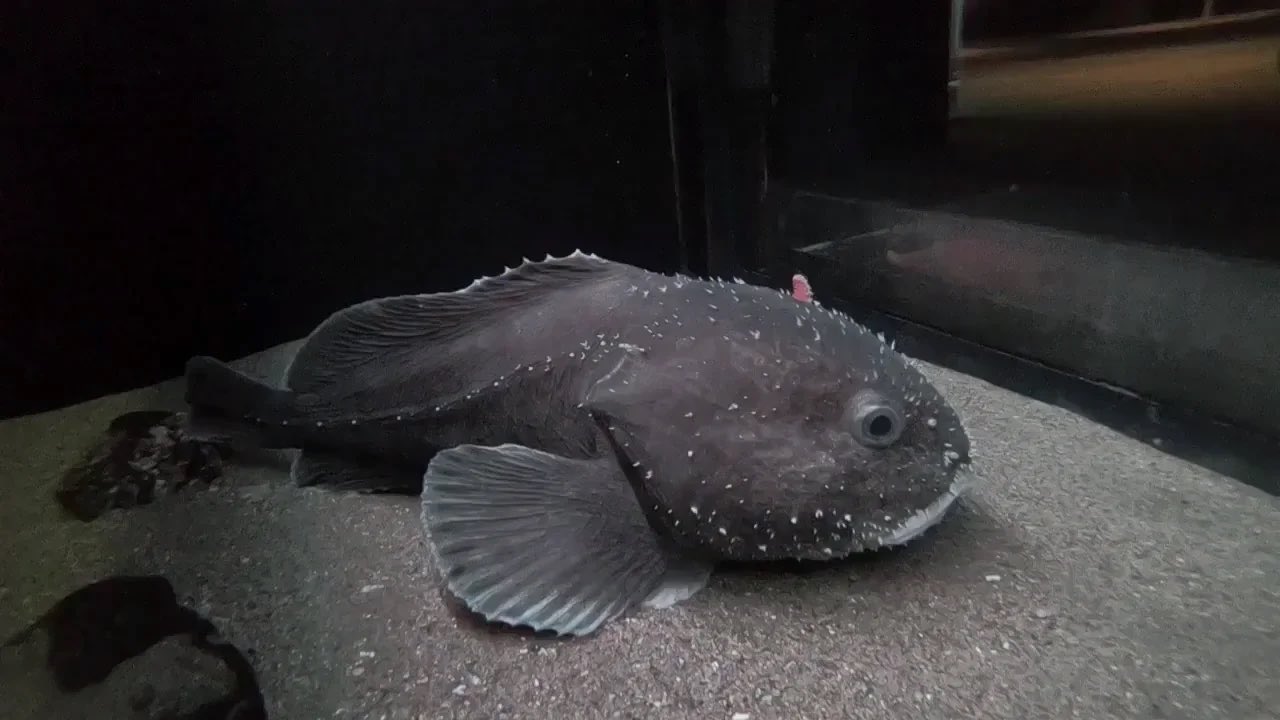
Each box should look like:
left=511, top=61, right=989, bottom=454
left=850, top=389, right=904, bottom=448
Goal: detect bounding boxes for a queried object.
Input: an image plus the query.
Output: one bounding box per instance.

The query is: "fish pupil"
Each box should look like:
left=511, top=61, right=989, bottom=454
left=868, top=414, right=894, bottom=438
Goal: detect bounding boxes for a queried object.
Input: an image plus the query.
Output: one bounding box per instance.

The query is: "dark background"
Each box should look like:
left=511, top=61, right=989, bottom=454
left=4, top=0, right=1279, bottom=433
left=1, top=2, right=682, bottom=418
left=1, top=0, right=951, bottom=420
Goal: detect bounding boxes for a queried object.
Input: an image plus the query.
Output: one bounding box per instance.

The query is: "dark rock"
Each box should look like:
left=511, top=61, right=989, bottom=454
left=56, top=411, right=233, bottom=521
left=1, top=575, right=267, bottom=719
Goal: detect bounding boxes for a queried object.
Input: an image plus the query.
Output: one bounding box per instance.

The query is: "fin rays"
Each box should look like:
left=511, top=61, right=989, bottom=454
left=285, top=254, right=620, bottom=393
left=420, top=443, right=672, bottom=636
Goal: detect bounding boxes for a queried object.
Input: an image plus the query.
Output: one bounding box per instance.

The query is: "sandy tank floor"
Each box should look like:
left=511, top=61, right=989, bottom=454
left=1, top=341, right=1276, bottom=720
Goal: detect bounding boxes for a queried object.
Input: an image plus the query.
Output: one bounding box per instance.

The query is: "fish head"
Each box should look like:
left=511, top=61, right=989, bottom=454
left=764, top=320, right=974, bottom=520
left=587, top=285, right=974, bottom=560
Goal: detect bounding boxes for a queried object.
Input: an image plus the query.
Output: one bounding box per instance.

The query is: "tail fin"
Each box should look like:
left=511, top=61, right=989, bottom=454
left=183, top=357, right=296, bottom=445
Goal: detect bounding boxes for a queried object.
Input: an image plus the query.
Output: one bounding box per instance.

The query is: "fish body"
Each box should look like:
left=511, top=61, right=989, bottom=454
left=184, top=251, right=974, bottom=636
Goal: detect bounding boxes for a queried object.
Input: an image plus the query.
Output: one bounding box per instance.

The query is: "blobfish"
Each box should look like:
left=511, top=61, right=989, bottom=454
left=183, top=251, right=975, bottom=636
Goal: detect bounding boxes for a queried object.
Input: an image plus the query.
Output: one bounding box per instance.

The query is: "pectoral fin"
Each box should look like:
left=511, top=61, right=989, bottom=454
left=420, top=443, right=699, bottom=636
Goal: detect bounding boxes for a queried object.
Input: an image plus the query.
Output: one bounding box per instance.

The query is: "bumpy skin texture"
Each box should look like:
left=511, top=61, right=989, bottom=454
left=582, top=269, right=970, bottom=561
left=185, top=252, right=974, bottom=635
left=245, top=253, right=969, bottom=555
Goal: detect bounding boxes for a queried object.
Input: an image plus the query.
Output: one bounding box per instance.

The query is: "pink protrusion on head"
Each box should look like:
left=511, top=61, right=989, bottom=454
left=791, top=273, right=813, bottom=303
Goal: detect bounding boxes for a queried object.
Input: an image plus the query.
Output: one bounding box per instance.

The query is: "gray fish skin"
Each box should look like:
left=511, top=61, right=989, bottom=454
left=183, top=250, right=975, bottom=636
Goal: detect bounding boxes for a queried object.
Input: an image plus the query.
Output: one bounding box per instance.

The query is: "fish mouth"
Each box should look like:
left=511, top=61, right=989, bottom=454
left=879, top=463, right=977, bottom=548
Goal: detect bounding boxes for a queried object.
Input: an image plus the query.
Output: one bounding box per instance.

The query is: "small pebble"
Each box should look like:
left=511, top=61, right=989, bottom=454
left=732, top=714, right=751, bottom=720
left=1033, top=607, right=1055, bottom=619
left=452, top=684, right=467, bottom=696
left=985, top=574, right=1002, bottom=582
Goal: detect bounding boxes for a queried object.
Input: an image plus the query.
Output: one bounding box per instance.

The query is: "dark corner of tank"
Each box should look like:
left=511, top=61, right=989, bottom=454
left=2, top=1, right=1277, bottom=718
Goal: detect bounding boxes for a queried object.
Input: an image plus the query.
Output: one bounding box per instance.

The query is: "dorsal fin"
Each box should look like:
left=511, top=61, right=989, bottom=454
left=284, top=251, right=623, bottom=393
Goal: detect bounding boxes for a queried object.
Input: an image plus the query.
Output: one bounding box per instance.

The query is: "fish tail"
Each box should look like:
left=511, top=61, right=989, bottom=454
left=183, top=356, right=297, bottom=446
